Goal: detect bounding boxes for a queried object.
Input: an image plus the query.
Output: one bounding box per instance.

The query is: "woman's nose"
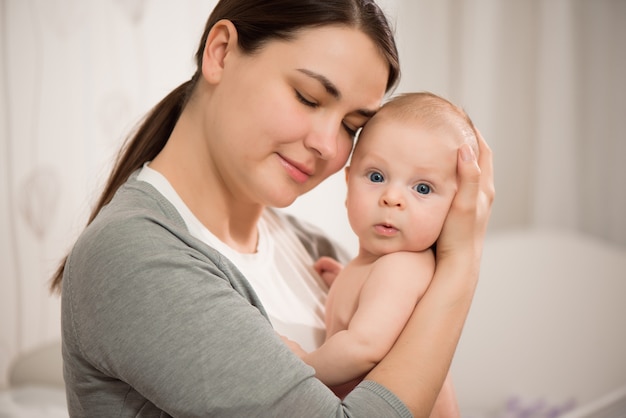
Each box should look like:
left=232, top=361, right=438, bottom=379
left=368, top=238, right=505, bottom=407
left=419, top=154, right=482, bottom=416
left=304, top=120, right=339, bottom=160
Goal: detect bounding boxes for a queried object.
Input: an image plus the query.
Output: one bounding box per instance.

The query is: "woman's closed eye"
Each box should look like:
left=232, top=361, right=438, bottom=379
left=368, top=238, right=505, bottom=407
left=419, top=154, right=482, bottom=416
left=296, top=90, right=359, bottom=138
left=342, top=122, right=358, bottom=138
left=295, top=90, right=318, bottom=108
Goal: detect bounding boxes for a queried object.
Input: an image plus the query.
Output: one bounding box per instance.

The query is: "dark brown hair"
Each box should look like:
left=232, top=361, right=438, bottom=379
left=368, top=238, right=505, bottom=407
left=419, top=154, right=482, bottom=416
left=50, top=0, right=400, bottom=293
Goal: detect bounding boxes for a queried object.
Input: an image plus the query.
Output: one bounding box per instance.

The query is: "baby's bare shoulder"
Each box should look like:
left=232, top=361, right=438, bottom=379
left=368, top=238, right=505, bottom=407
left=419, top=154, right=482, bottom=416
left=375, top=249, right=435, bottom=269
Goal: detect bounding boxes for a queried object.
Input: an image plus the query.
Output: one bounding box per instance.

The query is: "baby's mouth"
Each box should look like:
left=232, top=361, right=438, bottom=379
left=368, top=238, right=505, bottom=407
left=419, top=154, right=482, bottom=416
left=374, top=223, right=398, bottom=235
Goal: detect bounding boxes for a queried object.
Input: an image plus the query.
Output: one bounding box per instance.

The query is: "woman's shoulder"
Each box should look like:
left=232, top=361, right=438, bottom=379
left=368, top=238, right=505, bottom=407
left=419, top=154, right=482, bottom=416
left=106, top=172, right=187, bottom=227
left=67, top=176, right=198, bottom=275
left=63, top=175, right=251, bottom=306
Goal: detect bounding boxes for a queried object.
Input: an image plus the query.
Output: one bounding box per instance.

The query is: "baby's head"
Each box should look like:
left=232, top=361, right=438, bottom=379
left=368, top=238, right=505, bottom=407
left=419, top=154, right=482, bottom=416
left=345, top=92, right=478, bottom=256
left=359, top=92, right=479, bottom=159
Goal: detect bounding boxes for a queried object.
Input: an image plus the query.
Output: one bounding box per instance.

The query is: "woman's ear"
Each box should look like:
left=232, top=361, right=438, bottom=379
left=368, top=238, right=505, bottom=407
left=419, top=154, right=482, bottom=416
left=201, top=19, right=238, bottom=84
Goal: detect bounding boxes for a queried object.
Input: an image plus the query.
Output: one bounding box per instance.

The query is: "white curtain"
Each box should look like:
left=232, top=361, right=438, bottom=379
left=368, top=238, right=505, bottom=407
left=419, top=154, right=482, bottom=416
left=385, top=0, right=626, bottom=245
left=1, top=0, right=624, bottom=392
left=0, top=0, right=220, bottom=385
left=531, top=0, right=626, bottom=245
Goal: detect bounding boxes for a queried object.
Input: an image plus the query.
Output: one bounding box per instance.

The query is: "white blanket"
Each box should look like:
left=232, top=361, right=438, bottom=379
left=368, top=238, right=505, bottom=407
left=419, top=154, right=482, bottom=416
left=0, top=386, right=67, bottom=418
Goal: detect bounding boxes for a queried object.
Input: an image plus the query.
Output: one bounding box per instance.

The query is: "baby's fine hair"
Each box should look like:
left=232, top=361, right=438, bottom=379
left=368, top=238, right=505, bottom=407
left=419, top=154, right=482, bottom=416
left=378, top=92, right=479, bottom=157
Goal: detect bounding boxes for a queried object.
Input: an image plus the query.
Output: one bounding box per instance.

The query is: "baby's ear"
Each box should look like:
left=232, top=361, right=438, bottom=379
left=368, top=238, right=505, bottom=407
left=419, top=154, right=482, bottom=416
left=201, top=19, right=238, bottom=84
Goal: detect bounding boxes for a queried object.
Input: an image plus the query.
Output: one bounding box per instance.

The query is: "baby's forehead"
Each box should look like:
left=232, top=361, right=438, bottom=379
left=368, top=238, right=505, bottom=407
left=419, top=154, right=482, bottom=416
left=372, top=94, right=479, bottom=155
left=354, top=119, right=459, bottom=166
left=369, top=110, right=467, bottom=147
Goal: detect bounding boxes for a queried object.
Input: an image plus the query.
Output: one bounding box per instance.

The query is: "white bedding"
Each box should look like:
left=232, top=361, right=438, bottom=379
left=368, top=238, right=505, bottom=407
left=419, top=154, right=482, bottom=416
left=0, top=386, right=67, bottom=418
left=453, top=228, right=626, bottom=416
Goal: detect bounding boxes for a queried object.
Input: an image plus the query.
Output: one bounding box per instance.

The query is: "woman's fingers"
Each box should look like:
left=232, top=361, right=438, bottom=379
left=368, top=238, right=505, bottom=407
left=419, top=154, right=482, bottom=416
left=437, top=131, right=495, bottom=259
left=455, top=143, right=481, bottom=215
left=475, top=129, right=495, bottom=212
left=470, top=129, right=495, bottom=237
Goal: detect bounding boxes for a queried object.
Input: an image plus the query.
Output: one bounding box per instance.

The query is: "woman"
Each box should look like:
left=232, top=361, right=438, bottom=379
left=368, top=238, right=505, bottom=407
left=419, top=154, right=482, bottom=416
left=51, top=1, right=494, bottom=416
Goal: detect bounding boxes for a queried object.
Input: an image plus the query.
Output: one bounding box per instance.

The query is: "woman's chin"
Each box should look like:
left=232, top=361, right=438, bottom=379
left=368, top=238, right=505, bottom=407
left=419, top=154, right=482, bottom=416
left=269, top=182, right=316, bottom=208
left=267, top=193, right=298, bottom=209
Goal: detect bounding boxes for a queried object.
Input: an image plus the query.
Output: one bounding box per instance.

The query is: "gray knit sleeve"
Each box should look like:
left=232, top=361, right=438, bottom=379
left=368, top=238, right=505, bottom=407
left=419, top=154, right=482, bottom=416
left=61, top=183, right=411, bottom=417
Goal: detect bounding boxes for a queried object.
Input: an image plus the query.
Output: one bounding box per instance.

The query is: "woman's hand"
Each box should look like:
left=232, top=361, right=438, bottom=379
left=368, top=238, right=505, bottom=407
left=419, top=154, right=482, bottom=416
left=436, top=130, right=495, bottom=265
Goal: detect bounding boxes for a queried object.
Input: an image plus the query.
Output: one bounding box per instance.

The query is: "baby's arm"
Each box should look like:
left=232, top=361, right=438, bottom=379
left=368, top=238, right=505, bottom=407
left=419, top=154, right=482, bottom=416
left=279, top=334, right=307, bottom=358
left=303, top=250, right=435, bottom=386
left=314, top=256, right=344, bottom=287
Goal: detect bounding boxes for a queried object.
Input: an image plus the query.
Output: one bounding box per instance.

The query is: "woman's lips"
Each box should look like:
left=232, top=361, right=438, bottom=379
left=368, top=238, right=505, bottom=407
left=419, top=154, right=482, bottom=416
left=278, top=154, right=312, bottom=184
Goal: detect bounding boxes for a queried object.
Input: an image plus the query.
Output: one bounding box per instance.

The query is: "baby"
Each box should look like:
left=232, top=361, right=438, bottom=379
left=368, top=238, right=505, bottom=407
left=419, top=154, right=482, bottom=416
left=295, top=92, right=479, bottom=416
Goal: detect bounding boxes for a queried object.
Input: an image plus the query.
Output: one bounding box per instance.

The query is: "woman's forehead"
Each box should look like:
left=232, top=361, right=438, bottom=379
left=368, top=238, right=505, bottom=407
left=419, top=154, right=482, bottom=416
left=258, top=25, right=389, bottom=107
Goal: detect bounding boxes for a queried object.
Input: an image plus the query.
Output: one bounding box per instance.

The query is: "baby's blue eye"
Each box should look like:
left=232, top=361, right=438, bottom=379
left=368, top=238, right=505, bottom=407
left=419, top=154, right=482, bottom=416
left=368, top=172, right=384, bottom=183
left=415, top=183, right=431, bottom=195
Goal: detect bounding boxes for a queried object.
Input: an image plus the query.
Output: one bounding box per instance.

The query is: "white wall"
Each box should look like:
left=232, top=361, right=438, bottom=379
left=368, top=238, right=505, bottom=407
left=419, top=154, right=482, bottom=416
left=452, top=229, right=626, bottom=414
left=0, top=0, right=220, bottom=386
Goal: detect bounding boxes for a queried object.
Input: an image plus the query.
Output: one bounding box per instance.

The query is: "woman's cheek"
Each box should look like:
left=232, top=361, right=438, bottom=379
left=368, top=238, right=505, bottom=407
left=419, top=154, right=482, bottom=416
left=335, top=138, right=356, bottom=170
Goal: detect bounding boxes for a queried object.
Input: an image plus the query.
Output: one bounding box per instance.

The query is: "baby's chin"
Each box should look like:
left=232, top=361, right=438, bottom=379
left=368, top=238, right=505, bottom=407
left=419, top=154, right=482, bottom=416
left=361, top=242, right=434, bottom=258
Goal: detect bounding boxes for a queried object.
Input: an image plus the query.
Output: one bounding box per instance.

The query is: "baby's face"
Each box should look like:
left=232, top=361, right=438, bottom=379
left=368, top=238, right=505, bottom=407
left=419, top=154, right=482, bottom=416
left=345, top=114, right=460, bottom=256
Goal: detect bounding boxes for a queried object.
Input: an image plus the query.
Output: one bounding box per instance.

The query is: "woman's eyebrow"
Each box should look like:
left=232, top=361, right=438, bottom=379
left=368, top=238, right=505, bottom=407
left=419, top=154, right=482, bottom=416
left=296, top=68, right=378, bottom=118
left=297, top=68, right=340, bottom=99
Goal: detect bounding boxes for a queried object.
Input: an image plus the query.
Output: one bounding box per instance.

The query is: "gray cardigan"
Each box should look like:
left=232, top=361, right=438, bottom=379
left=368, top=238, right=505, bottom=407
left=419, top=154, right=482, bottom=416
left=61, top=173, right=411, bottom=417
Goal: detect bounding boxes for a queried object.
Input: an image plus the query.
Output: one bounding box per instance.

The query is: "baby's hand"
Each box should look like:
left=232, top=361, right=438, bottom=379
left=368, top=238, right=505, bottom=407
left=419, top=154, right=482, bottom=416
left=314, top=256, right=343, bottom=287
left=279, top=334, right=307, bottom=358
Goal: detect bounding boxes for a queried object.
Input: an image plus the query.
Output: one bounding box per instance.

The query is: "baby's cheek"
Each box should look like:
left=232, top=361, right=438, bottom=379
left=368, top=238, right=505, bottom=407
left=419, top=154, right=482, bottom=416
left=431, top=204, right=452, bottom=238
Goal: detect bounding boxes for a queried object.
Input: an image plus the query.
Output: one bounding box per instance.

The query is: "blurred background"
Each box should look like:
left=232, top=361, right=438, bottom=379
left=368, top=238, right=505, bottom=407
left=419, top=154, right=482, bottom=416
left=1, top=0, right=625, bottom=416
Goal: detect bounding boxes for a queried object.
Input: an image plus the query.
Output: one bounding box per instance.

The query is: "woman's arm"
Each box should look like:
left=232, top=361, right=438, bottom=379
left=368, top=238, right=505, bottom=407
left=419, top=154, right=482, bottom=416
left=364, top=135, right=494, bottom=417
left=305, top=250, right=435, bottom=386
left=430, top=374, right=461, bottom=418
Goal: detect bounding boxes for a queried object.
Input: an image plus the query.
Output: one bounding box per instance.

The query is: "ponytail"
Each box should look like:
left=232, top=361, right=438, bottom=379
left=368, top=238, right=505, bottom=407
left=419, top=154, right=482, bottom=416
left=51, top=0, right=401, bottom=294
left=50, top=77, right=197, bottom=293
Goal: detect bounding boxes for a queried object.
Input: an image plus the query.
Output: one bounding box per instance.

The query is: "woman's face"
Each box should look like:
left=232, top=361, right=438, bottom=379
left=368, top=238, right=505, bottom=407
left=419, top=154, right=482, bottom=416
left=205, top=25, right=389, bottom=208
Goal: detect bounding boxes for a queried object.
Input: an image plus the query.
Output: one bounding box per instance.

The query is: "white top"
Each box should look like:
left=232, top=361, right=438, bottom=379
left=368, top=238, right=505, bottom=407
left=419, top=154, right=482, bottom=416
left=137, top=164, right=328, bottom=351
